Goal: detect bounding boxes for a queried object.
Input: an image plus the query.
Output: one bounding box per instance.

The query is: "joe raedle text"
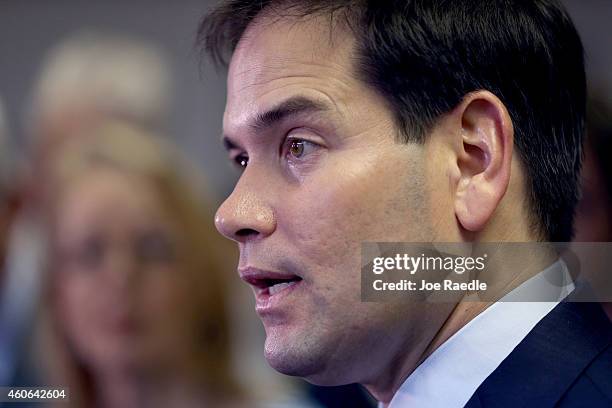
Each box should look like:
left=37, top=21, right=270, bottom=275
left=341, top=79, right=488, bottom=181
left=373, top=279, right=487, bottom=292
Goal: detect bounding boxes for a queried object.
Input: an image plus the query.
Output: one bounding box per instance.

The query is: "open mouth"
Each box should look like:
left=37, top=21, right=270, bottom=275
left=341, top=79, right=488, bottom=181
left=267, top=277, right=303, bottom=296
left=239, top=268, right=303, bottom=298
left=246, top=275, right=303, bottom=297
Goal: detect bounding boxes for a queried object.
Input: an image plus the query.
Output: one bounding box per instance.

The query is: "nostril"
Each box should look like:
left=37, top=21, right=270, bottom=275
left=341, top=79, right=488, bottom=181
left=235, top=228, right=259, bottom=237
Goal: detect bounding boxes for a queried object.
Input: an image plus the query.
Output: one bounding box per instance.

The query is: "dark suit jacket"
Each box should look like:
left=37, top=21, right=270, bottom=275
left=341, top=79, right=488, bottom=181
left=464, top=301, right=612, bottom=408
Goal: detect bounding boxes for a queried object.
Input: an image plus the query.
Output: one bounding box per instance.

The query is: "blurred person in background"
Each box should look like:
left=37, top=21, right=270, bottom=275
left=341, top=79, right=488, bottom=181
left=24, top=30, right=173, bottom=207
left=0, top=95, right=43, bottom=390
left=573, top=95, right=612, bottom=319
left=39, top=122, right=245, bottom=408
left=0, top=31, right=176, bottom=394
left=27, top=30, right=172, bottom=138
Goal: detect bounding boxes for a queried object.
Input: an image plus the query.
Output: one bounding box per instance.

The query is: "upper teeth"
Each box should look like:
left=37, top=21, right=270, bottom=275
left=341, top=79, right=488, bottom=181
left=269, top=281, right=295, bottom=296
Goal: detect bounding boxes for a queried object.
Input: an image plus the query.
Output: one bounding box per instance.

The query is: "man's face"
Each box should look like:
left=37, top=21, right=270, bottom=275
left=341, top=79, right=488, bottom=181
left=216, top=15, right=451, bottom=385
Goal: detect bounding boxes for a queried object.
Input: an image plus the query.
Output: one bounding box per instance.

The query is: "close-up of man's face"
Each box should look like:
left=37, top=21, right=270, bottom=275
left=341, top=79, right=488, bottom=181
left=2, top=1, right=611, bottom=408
left=215, top=13, right=456, bottom=386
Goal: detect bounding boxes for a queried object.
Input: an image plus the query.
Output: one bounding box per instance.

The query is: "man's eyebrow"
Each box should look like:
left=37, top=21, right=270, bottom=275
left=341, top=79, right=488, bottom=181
left=252, top=95, right=330, bottom=131
left=222, top=96, right=331, bottom=151
left=222, top=136, right=238, bottom=151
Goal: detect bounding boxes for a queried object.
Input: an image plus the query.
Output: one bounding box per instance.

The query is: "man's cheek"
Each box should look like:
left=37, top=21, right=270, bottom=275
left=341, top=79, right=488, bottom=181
left=289, top=182, right=370, bottom=241
left=286, top=195, right=370, bottom=284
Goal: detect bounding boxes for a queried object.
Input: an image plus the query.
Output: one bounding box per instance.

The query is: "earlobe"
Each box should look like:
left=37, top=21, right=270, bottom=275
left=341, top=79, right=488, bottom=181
left=454, top=92, right=513, bottom=233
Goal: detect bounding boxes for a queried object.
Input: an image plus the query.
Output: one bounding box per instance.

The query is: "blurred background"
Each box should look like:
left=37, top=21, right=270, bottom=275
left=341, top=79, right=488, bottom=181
left=0, top=0, right=610, bottom=407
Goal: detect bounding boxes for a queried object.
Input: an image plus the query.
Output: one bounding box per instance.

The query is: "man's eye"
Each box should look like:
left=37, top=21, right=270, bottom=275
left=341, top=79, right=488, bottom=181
left=286, top=139, right=317, bottom=159
left=233, top=154, right=249, bottom=168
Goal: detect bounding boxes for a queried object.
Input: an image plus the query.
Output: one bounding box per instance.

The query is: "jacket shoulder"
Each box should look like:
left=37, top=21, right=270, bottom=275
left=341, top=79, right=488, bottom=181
left=464, top=301, right=611, bottom=408
left=557, top=343, right=612, bottom=407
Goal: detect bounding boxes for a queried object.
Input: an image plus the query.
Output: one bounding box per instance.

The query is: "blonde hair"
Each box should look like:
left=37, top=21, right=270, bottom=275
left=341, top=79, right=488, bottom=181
left=42, top=121, right=238, bottom=406
left=29, top=31, right=172, bottom=133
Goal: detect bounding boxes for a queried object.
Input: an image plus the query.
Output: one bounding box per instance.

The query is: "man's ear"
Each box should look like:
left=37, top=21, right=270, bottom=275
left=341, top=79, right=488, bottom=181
left=454, top=91, right=513, bottom=232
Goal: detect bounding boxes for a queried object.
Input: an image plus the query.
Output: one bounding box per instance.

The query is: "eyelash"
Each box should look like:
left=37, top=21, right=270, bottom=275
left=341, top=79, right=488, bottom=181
left=231, top=135, right=321, bottom=170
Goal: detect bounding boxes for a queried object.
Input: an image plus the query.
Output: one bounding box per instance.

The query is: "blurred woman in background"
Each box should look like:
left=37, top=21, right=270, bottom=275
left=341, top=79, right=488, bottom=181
left=39, top=122, right=243, bottom=408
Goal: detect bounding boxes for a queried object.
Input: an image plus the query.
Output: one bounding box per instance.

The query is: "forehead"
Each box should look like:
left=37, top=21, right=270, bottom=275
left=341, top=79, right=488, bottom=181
left=58, top=168, right=163, bottom=223
left=225, top=13, right=358, bottom=127
left=231, top=11, right=356, bottom=79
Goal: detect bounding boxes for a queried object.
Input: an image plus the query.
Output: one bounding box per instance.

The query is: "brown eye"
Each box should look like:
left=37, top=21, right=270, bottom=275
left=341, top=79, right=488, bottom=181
left=289, top=140, right=305, bottom=158
left=284, top=137, right=320, bottom=163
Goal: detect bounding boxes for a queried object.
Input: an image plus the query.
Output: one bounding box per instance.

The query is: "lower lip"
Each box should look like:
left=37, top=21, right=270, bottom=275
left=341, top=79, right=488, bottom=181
left=255, top=280, right=303, bottom=314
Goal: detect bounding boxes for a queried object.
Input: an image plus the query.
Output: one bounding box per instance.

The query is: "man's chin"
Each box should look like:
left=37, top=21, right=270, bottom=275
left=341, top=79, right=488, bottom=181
left=264, top=341, right=309, bottom=375
left=263, top=332, right=325, bottom=378
left=263, top=335, right=353, bottom=386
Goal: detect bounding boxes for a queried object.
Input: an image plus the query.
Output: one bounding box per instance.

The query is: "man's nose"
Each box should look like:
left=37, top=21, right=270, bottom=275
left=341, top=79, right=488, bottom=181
left=215, top=177, right=276, bottom=243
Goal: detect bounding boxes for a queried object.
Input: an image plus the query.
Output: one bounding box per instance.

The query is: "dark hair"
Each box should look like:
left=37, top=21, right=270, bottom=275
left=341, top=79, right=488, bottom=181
left=198, top=0, right=586, bottom=242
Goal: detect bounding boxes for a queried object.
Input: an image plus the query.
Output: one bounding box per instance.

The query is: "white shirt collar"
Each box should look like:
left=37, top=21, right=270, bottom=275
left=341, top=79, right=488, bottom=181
left=381, top=259, right=574, bottom=408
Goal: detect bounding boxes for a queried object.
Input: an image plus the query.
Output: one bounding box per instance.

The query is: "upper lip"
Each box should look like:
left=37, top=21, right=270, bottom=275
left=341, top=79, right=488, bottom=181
left=238, top=267, right=302, bottom=290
